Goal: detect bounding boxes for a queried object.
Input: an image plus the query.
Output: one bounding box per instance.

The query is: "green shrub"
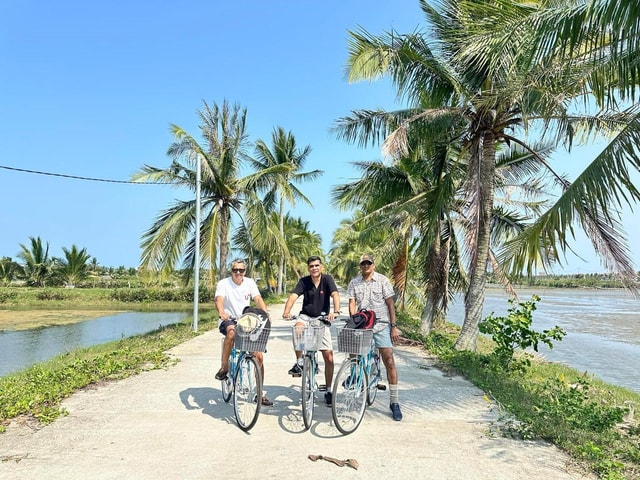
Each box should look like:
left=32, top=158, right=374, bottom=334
left=479, top=295, right=566, bottom=373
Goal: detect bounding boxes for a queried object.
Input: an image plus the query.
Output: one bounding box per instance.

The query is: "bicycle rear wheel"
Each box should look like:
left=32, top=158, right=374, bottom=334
left=366, top=353, right=380, bottom=406
left=233, top=355, right=262, bottom=431
left=301, top=355, right=315, bottom=430
left=332, top=357, right=367, bottom=435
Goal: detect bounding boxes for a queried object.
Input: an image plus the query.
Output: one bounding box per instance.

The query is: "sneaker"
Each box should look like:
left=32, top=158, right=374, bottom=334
left=253, top=395, right=274, bottom=406
left=215, top=368, right=228, bottom=381
left=390, top=403, right=403, bottom=421
left=324, top=391, right=332, bottom=406
left=288, top=363, right=303, bottom=377
left=341, top=375, right=354, bottom=389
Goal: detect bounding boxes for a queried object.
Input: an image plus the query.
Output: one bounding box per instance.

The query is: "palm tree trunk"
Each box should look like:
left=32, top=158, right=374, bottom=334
left=218, top=208, right=231, bottom=281
left=420, top=224, right=450, bottom=335
left=455, top=133, right=497, bottom=351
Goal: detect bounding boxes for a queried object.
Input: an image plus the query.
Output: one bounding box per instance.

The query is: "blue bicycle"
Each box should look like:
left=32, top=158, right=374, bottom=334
left=220, top=314, right=270, bottom=431
left=331, top=325, right=384, bottom=435
left=290, top=314, right=330, bottom=430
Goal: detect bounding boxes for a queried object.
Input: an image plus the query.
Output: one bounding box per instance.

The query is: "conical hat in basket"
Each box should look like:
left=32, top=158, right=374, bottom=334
left=236, top=313, right=260, bottom=332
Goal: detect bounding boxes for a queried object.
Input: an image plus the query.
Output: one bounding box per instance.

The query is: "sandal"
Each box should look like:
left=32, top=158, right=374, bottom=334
left=215, top=368, right=228, bottom=381
left=261, top=396, right=273, bottom=407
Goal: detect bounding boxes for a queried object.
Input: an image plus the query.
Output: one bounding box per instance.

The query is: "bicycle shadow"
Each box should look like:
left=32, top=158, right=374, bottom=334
left=179, top=382, right=343, bottom=438
left=260, top=382, right=343, bottom=438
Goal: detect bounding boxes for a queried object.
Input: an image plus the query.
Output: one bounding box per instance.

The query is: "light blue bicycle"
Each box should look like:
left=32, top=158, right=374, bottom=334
left=220, top=314, right=270, bottom=431
left=331, top=325, right=385, bottom=435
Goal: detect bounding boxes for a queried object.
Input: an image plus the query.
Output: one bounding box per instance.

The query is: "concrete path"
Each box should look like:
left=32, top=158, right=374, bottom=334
left=0, top=300, right=594, bottom=479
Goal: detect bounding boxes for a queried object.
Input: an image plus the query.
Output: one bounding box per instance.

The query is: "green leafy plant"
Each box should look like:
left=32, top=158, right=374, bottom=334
left=479, top=295, right=566, bottom=373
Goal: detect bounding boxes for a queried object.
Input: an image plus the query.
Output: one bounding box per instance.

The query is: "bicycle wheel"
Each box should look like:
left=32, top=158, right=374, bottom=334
left=233, top=355, right=262, bottom=431
left=366, top=353, right=380, bottom=406
left=221, top=372, right=233, bottom=403
left=332, top=357, right=367, bottom=435
left=301, top=355, right=315, bottom=430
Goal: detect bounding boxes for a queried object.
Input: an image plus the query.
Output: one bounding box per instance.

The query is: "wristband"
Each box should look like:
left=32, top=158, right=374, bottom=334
left=390, top=323, right=397, bottom=328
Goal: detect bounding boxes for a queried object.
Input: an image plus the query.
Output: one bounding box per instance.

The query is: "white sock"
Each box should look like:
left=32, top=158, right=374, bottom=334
left=390, top=384, right=399, bottom=404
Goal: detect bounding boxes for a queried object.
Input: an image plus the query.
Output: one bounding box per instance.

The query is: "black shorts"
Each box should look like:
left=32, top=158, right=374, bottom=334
left=218, top=319, right=237, bottom=335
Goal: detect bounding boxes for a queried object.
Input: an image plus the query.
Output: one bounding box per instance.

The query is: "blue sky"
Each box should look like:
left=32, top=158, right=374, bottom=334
left=1, top=0, right=637, bottom=274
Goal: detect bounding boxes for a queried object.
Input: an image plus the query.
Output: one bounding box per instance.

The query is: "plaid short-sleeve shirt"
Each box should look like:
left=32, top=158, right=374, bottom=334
left=347, top=271, right=395, bottom=324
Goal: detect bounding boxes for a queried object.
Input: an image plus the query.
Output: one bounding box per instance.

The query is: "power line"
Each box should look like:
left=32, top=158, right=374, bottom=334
left=0, top=164, right=162, bottom=184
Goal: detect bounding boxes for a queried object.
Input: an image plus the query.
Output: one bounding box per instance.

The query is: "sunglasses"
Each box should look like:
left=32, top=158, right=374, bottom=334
left=231, top=268, right=246, bottom=273
left=360, top=261, right=373, bottom=266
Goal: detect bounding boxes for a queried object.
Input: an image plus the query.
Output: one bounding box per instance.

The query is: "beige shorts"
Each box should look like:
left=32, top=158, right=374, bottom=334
left=296, top=314, right=333, bottom=351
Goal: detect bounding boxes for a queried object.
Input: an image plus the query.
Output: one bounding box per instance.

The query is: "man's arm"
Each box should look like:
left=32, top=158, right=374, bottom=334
left=253, top=294, right=269, bottom=317
left=282, top=293, right=299, bottom=319
left=329, top=291, right=341, bottom=321
left=215, top=295, right=229, bottom=321
left=348, top=298, right=357, bottom=316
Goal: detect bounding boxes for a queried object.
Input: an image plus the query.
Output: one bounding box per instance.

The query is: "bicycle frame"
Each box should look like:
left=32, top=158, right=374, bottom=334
left=291, top=315, right=327, bottom=431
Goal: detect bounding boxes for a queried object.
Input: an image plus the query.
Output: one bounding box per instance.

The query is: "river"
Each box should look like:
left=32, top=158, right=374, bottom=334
left=2, top=290, right=639, bottom=393
left=446, top=288, right=640, bottom=393
left=0, top=311, right=189, bottom=377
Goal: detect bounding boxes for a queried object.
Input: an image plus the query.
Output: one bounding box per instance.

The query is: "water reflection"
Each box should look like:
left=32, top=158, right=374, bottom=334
left=447, top=288, right=640, bottom=393
left=0, top=311, right=188, bottom=377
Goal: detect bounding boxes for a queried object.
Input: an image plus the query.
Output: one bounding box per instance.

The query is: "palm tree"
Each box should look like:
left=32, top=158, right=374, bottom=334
left=331, top=140, right=545, bottom=332
left=247, top=127, right=323, bottom=294
left=0, top=257, right=22, bottom=287
left=233, top=212, right=323, bottom=292
left=335, top=0, right=640, bottom=350
left=17, top=236, right=52, bottom=287
left=132, top=100, right=256, bottom=285
left=56, top=245, right=92, bottom=287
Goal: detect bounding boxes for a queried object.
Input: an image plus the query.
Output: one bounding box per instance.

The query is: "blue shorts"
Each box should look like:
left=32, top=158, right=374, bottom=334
left=373, top=323, right=392, bottom=348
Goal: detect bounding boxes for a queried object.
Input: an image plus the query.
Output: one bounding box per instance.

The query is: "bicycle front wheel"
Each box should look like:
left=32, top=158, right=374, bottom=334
left=233, top=355, right=262, bottom=431
left=301, top=355, right=315, bottom=430
left=332, top=357, right=367, bottom=435
left=366, top=353, right=380, bottom=406
left=221, top=374, right=233, bottom=403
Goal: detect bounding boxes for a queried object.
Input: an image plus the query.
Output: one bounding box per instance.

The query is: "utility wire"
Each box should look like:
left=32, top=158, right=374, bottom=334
left=0, top=164, right=161, bottom=184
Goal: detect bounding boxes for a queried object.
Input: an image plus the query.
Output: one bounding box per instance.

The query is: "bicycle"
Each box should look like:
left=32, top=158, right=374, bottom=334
left=331, top=323, right=385, bottom=435
left=219, top=313, right=271, bottom=431
left=290, top=314, right=330, bottom=430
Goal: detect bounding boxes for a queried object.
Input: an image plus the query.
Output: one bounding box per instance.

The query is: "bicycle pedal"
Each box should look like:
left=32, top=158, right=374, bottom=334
left=291, top=373, right=302, bottom=378
left=318, top=384, right=327, bottom=391
left=377, top=384, right=387, bottom=390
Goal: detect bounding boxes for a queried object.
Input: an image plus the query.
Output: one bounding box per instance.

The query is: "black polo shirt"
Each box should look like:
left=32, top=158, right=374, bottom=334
left=293, top=273, right=338, bottom=317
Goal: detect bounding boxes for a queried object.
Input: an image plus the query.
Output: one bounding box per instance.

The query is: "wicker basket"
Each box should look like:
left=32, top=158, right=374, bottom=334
left=291, top=324, right=325, bottom=351
left=337, top=327, right=373, bottom=355
left=234, top=321, right=271, bottom=352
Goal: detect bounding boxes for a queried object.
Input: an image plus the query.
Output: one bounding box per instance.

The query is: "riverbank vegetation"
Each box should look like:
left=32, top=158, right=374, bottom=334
left=399, top=299, right=640, bottom=480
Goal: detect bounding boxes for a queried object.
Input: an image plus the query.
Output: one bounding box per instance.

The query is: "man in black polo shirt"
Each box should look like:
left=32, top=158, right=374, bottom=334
left=283, top=256, right=341, bottom=406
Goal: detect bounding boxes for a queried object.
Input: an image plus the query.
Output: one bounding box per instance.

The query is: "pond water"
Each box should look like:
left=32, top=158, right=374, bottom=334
left=0, top=311, right=189, bottom=377
left=447, top=288, right=640, bottom=393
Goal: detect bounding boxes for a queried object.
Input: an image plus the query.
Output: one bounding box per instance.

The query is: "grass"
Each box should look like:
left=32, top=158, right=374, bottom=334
left=398, top=312, right=640, bottom=480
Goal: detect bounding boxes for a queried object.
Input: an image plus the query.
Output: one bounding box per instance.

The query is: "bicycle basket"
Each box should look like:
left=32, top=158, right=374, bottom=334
left=337, top=327, right=373, bottom=355
left=291, top=323, right=325, bottom=351
left=234, top=317, right=271, bottom=352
